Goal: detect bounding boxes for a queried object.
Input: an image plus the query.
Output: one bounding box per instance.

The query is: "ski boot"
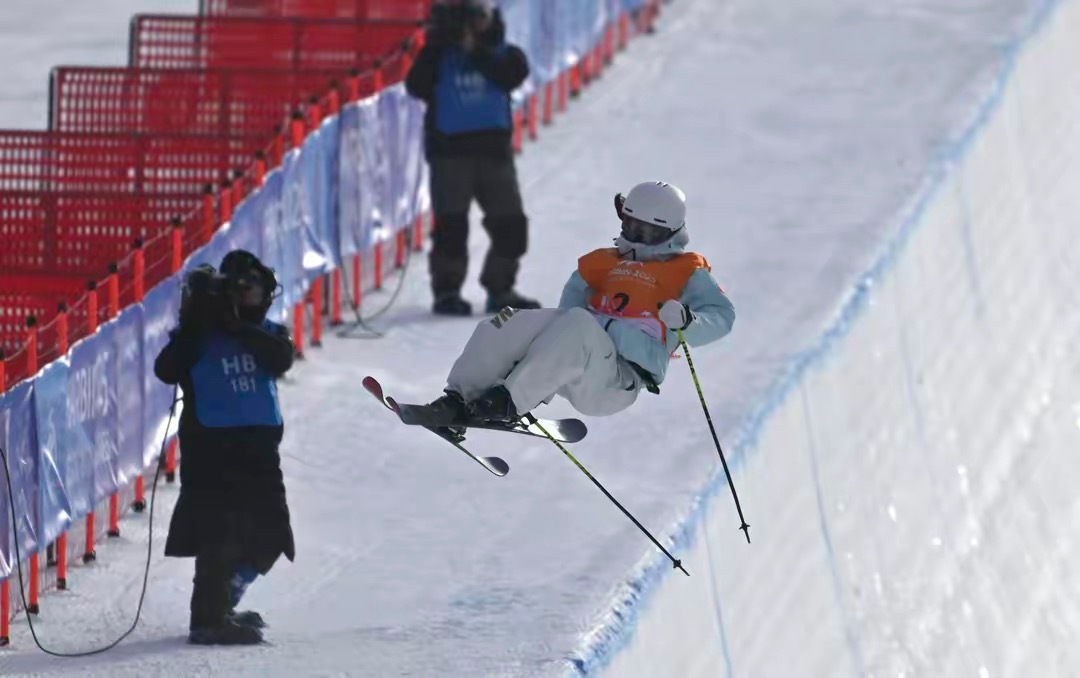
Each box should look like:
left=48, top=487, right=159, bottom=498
left=468, top=385, right=519, bottom=424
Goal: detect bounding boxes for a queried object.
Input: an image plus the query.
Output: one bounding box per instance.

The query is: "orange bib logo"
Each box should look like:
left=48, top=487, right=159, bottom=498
left=578, top=249, right=708, bottom=340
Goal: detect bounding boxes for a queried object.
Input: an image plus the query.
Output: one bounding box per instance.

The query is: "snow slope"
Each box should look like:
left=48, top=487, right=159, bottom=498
left=601, top=1, right=1080, bottom=676
left=0, top=0, right=1045, bottom=675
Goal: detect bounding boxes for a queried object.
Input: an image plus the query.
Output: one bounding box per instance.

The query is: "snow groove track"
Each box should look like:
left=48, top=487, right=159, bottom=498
left=0, top=0, right=1053, bottom=675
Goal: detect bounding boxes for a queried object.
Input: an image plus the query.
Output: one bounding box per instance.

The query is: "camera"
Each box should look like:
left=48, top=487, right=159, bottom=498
left=431, top=1, right=489, bottom=43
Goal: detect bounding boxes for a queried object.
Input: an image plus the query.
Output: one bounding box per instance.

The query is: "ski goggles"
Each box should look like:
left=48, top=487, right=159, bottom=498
left=620, top=216, right=676, bottom=246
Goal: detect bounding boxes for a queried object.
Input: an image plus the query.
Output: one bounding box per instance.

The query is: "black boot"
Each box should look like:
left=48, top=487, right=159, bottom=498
left=468, top=385, right=519, bottom=424
left=433, top=293, right=473, bottom=317
left=188, top=618, right=264, bottom=645
left=228, top=609, right=267, bottom=629
left=422, top=390, right=469, bottom=427
left=486, top=290, right=541, bottom=314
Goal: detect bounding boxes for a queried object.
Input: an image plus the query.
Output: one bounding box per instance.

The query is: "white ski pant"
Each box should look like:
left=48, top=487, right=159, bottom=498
left=446, top=307, right=641, bottom=416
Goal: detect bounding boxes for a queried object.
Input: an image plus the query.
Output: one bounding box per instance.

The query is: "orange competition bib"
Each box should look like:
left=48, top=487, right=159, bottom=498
left=578, top=248, right=709, bottom=341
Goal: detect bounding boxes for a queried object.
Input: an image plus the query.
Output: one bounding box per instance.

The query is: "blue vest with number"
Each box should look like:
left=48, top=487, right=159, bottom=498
left=190, top=323, right=283, bottom=428
left=435, top=47, right=512, bottom=135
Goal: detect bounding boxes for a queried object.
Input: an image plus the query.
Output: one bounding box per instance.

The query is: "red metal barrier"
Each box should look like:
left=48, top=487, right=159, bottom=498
left=131, top=15, right=419, bottom=74
left=200, top=0, right=427, bottom=20
left=199, top=0, right=430, bottom=20
left=0, top=191, right=200, bottom=275
left=49, top=66, right=344, bottom=139
left=0, top=131, right=251, bottom=194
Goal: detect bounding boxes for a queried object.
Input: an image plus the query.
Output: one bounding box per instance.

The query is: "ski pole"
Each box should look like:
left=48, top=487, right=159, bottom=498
left=675, top=329, right=751, bottom=544
left=525, top=414, right=689, bottom=576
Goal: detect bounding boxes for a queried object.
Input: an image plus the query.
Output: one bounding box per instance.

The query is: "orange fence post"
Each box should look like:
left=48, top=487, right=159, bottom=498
left=107, top=266, right=122, bottom=539
left=311, top=277, right=323, bottom=349
left=414, top=215, right=424, bottom=252
left=231, top=171, right=243, bottom=209
left=25, top=316, right=40, bottom=614
left=331, top=270, right=343, bottom=327
left=348, top=71, right=361, bottom=102
left=55, top=303, right=70, bottom=588
left=132, top=240, right=147, bottom=512
left=352, top=255, right=362, bottom=310
left=293, top=303, right=305, bottom=360
left=84, top=283, right=99, bottom=563
left=374, top=241, right=383, bottom=291
left=558, top=70, right=569, bottom=112
left=290, top=111, right=305, bottom=148
left=512, top=109, right=524, bottom=154
left=273, top=130, right=285, bottom=167
left=543, top=81, right=555, bottom=125
left=396, top=230, right=406, bottom=269
left=220, top=180, right=233, bottom=225
left=255, top=150, right=267, bottom=187
left=528, top=95, right=539, bottom=141
left=327, top=88, right=340, bottom=116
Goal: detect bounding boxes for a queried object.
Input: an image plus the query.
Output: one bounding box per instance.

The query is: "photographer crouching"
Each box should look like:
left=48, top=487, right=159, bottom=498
left=406, top=0, right=540, bottom=316
left=154, top=249, right=296, bottom=645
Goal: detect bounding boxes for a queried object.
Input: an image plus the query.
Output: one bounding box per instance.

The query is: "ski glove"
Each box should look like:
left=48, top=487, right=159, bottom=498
left=658, top=300, right=695, bottom=332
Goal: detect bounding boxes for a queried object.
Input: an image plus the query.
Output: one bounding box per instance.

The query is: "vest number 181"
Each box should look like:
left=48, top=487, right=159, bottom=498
left=231, top=375, right=258, bottom=393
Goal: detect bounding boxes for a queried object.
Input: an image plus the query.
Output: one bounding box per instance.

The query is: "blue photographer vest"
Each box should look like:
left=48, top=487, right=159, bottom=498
left=435, top=47, right=512, bottom=135
left=190, top=322, right=283, bottom=428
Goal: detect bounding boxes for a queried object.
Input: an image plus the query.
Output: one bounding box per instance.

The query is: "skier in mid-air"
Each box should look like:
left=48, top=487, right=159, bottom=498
left=414, top=180, right=736, bottom=426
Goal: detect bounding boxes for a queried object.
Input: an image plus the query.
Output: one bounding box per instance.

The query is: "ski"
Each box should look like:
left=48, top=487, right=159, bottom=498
left=363, top=376, right=510, bottom=477
left=394, top=401, right=588, bottom=444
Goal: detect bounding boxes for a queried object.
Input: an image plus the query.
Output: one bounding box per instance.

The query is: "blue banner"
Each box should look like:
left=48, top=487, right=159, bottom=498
left=69, top=324, right=120, bottom=514
left=33, top=359, right=77, bottom=547
left=113, top=306, right=145, bottom=486
left=278, top=153, right=309, bottom=317
left=142, top=275, right=182, bottom=468
left=338, top=97, right=390, bottom=258
left=1, top=381, right=39, bottom=571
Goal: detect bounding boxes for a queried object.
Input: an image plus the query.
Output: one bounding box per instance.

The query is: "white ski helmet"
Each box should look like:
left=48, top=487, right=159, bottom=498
left=615, top=180, right=689, bottom=258
left=621, top=180, right=686, bottom=231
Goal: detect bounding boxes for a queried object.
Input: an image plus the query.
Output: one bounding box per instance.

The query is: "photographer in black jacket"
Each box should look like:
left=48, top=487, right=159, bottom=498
left=406, top=0, right=541, bottom=316
left=154, top=249, right=295, bottom=645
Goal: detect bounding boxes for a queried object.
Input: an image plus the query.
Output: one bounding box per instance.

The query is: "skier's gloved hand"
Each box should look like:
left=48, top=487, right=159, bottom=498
left=658, top=299, right=695, bottom=332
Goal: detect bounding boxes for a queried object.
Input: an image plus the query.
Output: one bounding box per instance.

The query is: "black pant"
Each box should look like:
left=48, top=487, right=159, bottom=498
left=188, top=508, right=253, bottom=630
left=190, top=547, right=239, bottom=629
left=428, top=154, right=529, bottom=299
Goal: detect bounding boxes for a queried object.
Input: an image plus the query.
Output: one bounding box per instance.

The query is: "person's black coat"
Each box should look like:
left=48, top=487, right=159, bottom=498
left=154, top=319, right=296, bottom=574
left=405, top=8, right=529, bottom=159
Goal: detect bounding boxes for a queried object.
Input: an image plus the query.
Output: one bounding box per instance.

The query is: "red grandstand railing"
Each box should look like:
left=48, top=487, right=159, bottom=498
left=49, top=66, right=346, bottom=140
left=130, top=15, right=420, bottom=73
left=199, top=0, right=431, bottom=21
left=3, top=28, right=422, bottom=390
left=0, top=130, right=256, bottom=194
